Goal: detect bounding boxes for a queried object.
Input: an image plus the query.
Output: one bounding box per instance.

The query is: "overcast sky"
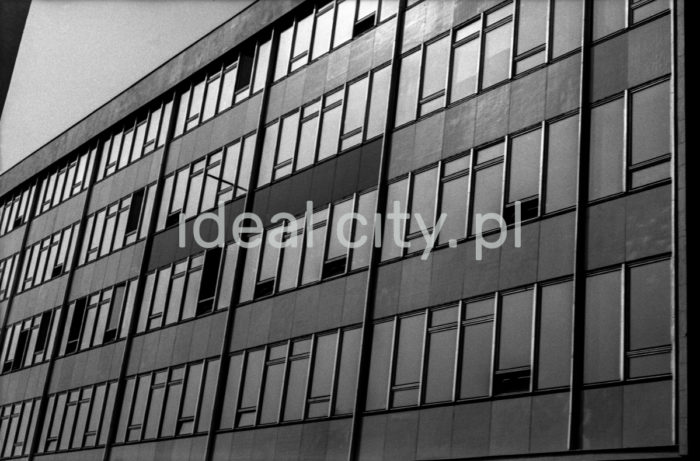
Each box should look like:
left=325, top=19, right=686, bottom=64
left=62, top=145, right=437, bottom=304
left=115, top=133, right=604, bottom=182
left=0, top=0, right=253, bottom=174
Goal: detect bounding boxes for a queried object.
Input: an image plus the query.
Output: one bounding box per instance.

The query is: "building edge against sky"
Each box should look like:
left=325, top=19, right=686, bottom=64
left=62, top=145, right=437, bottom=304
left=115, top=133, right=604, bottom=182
left=0, top=1, right=689, bottom=460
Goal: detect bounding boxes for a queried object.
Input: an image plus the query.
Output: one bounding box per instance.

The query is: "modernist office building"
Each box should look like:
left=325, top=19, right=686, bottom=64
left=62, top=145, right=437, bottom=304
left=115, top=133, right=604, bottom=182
left=0, top=0, right=688, bottom=460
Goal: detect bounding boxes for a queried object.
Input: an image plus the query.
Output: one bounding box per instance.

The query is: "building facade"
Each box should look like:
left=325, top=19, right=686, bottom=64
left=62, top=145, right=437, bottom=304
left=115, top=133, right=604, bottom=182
left=0, top=0, right=689, bottom=460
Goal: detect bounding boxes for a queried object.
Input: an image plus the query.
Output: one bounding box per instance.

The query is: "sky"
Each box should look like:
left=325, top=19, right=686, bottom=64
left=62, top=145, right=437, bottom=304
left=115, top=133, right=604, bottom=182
left=0, top=0, right=254, bottom=174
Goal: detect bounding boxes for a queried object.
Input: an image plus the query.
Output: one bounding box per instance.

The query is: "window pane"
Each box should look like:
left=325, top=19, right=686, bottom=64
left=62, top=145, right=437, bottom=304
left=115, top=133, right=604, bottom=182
left=629, top=260, right=671, bottom=350
left=312, top=7, right=333, bottom=59
left=279, top=218, right=304, bottom=291
left=350, top=190, right=376, bottom=269
left=275, top=26, right=293, bottom=80
left=179, top=364, right=202, bottom=434
left=161, top=368, right=184, bottom=437
left=188, top=81, right=205, bottom=122
left=238, top=350, right=264, bottom=426
left=425, top=309, right=457, bottom=403
left=381, top=179, right=407, bottom=261
left=277, top=112, right=299, bottom=173
left=297, top=108, right=319, bottom=169
left=631, top=81, right=670, bottom=164
left=219, top=65, right=237, bottom=112
left=283, top=341, right=310, bottom=421
left=365, top=321, right=393, bottom=410
left=237, top=134, right=256, bottom=196
left=471, top=163, right=503, bottom=234
left=395, top=51, right=420, bottom=126
left=584, top=270, right=621, bottom=383
left=309, top=333, right=337, bottom=401
left=258, top=122, right=279, bottom=186
left=508, top=129, right=541, bottom=203
left=318, top=102, right=342, bottom=160
left=158, top=100, right=172, bottom=146
left=301, top=210, right=327, bottom=284
left=220, top=355, right=242, bottom=429
left=439, top=172, right=469, bottom=244
left=394, top=314, right=424, bottom=387
left=482, top=22, right=512, bottom=88
left=409, top=168, right=438, bottom=234
left=366, top=66, right=391, bottom=139
left=144, top=372, right=166, bottom=439
left=460, top=310, right=494, bottom=398
left=538, top=281, right=573, bottom=389
left=196, top=359, right=219, bottom=432
left=216, top=244, right=238, bottom=310
left=333, top=0, right=356, bottom=47
left=334, top=328, right=361, bottom=414
left=202, top=76, right=221, bottom=121
left=592, top=0, right=625, bottom=40
left=343, top=77, right=369, bottom=140
left=517, top=0, right=547, bottom=54
left=498, top=290, right=533, bottom=370
left=422, top=36, right=450, bottom=101
left=451, top=37, right=480, bottom=102
left=546, top=115, right=578, bottom=212
left=253, top=39, right=271, bottom=93
left=589, top=98, right=624, bottom=200
left=552, top=0, right=583, bottom=57
left=292, top=14, right=313, bottom=63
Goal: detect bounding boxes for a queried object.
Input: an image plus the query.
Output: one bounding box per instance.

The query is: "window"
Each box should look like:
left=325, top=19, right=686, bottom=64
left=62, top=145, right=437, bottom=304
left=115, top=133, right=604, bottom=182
left=584, top=270, right=621, bottom=383
left=366, top=65, right=391, bottom=139
left=514, top=0, right=547, bottom=73
left=202, top=73, right=221, bottom=122
left=629, top=80, right=671, bottom=187
left=481, top=4, right=513, bottom=88
left=312, top=3, right=334, bottom=59
left=545, top=115, right=578, bottom=212
left=291, top=14, right=313, bottom=72
left=282, top=339, right=310, bottom=421
left=341, top=76, right=369, bottom=150
left=253, top=37, right=271, bottom=93
left=425, top=306, right=458, bottom=403
left=334, top=328, right=362, bottom=414
left=260, top=344, right=287, bottom=424
left=589, top=97, right=624, bottom=200
left=276, top=112, right=300, bottom=179
left=301, top=208, right=328, bottom=285
left=307, top=333, right=337, bottom=417
left=551, top=0, right=583, bottom=58
left=505, top=128, right=541, bottom=223
left=460, top=297, right=495, bottom=398
left=407, top=167, right=438, bottom=253
left=323, top=199, right=353, bottom=278
left=627, top=259, right=671, bottom=378
left=256, top=226, right=282, bottom=298
left=390, top=314, right=425, bottom=408
left=297, top=100, right=321, bottom=170
left=318, top=89, right=344, bottom=160
left=420, top=35, right=450, bottom=115
left=631, top=0, right=669, bottom=23
left=537, top=281, right=573, bottom=389
left=592, top=0, right=626, bottom=40
left=219, top=63, right=238, bottom=112
left=439, top=155, right=470, bottom=244
left=395, top=50, right=421, bottom=126
left=471, top=142, right=504, bottom=234
left=237, top=349, right=264, bottom=427
left=279, top=217, right=305, bottom=291
left=63, top=298, right=87, bottom=355
left=350, top=190, right=376, bottom=270
left=381, top=178, right=408, bottom=261
left=333, top=0, right=356, bottom=47
left=495, top=289, right=534, bottom=394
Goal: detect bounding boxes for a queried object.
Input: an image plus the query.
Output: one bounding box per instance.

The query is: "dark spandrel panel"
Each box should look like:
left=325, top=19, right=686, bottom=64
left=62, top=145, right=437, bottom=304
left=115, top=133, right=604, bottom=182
left=625, top=184, right=672, bottom=261
left=628, top=352, right=671, bottom=378
left=529, top=392, right=570, bottom=453
left=546, top=115, right=578, bottom=213
left=489, top=397, right=531, bottom=456
left=581, top=386, right=623, bottom=450
left=451, top=401, right=491, bottom=458
left=416, top=407, right=452, bottom=460
left=584, top=270, right=621, bottom=384
left=622, top=380, right=673, bottom=447
left=538, top=212, right=575, bottom=281
left=586, top=198, right=626, bottom=270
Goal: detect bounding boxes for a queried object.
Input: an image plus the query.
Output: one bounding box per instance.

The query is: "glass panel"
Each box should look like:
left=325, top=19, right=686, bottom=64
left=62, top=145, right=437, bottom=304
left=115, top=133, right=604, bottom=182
left=327, top=199, right=353, bottom=261
left=546, top=115, right=578, bottom=212
left=275, top=26, right=293, bottom=80
left=144, top=372, right=166, bottom=439
left=482, top=22, right=512, bottom=88
left=421, top=35, right=450, bottom=101
left=178, top=363, right=202, bottom=435
left=631, top=161, right=670, bottom=188
left=279, top=218, right=304, bottom=291
left=259, top=347, right=286, bottom=424
left=589, top=98, right=624, bottom=200
left=584, top=270, right=621, bottom=383
left=219, top=65, right=237, bottom=112
left=425, top=307, right=458, bottom=403
left=350, top=190, right=376, bottom=269
left=451, top=37, right=480, bottom=102
left=312, top=6, right=333, bottom=59
left=517, top=0, right=547, bottom=54
left=258, top=122, right=279, bottom=186
left=237, top=134, right=256, bottom=196
left=538, top=281, right=573, bottom=389
left=196, top=359, right=220, bottom=432
left=161, top=368, right=184, bottom=437
left=283, top=346, right=309, bottom=421
left=253, top=39, right=271, bottom=93
left=631, top=81, right=670, bottom=164
left=439, top=163, right=469, bottom=244
left=202, top=75, right=221, bottom=121
left=395, top=51, right=420, bottom=126
left=366, top=65, right=391, bottom=139
left=277, top=112, right=300, bottom=173
left=592, top=0, right=626, bottom=40
left=381, top=179, right=407, bottom=261
left=460, top=317, right=493, bottom=398
left=238, top=350, right=264, bottom=426
left=292, top=14, right=313, bottom=66
left=498, top=290, right=533, bottom=370
left=365, top=321, right=393, bottom=410
left=552, top=0, right=583, bottom=57
left=318, top=100, right=342, bottom=160
left=174, top=90, right=189, bottom=136
left=301, top=210, right=328, bottom=284
left=158, top=100, right=173, bottom=146
left=297, top=109, right=319, bottom=169
left=343, top=76, right=369, bottom=142
left=629, top=260, right=671, bottom=350
left=334, top=328, right=361, bottom=414
left=393, top=314, right=424, bottom=387
left=409, top=167, right=438, bottom=234
left=333, top=0, right=356, bottom=47
left=508, top=129, right=541, bottom=202
left=471, top=163, right=503, bottom=233
left=220, top=354, right=242, bottom=429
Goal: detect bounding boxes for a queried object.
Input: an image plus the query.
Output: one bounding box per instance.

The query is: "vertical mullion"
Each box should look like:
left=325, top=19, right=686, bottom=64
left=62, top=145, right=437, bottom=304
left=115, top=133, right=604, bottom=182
left=489, top=294, right=500, bottom=397
left=386, top=317, right=398, bottom=409
left=501, top=135, right=510, bottom=216
left=417, top=308, right=429, bottom=405
left=530, top=284, right=540, bottom=392
left=538, top=121, right=547, bottom=216
left=453, top=300, right=463, bottom=402
left=329, top=328, right=343, bottom=413
left=302, top=334, right=316, bottom=420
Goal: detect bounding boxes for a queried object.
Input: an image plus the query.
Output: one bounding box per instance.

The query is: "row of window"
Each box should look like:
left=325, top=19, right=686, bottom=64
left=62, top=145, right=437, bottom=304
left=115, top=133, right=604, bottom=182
left=60, top=279, right=138, bottom=358
left=136, top=245, right=236, bottom=334
left=274, top=0, right=398, bottom=82
left=0, top=398, right=40, bottom=458
left=36, top=147, right=97, bottom=218
left=365, top=257, right=671, bottom=411
left=96, top=98, right=172, bottom=182
left=116, top=358, right=219, bottom=444
left=259, top=65, right=390, bottom=187
left=592, top=0, right=668, bottom=41
left=241, top=189, right=377, bottom=302
left=589, top=78, right=671, bottom=200
left=1, top=308, right=60, bottom=374
left=0, top=186, right=35, bottom=238
left=77, top=185, right=156, bottom=266
left=395, top=0, right=582, bottom=127
left=172, top=38, right=270, bottom=139
left=220, top=326, right=361, bottom=429
left=157, top=134, right=257, bottom=230
left=0, top=254, right=20, bottom=302
left=38, top=381, right=118, bottom=454
left=18, top=223, right=80, bottom=293
left=381, top=114, right=579, bottom=260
